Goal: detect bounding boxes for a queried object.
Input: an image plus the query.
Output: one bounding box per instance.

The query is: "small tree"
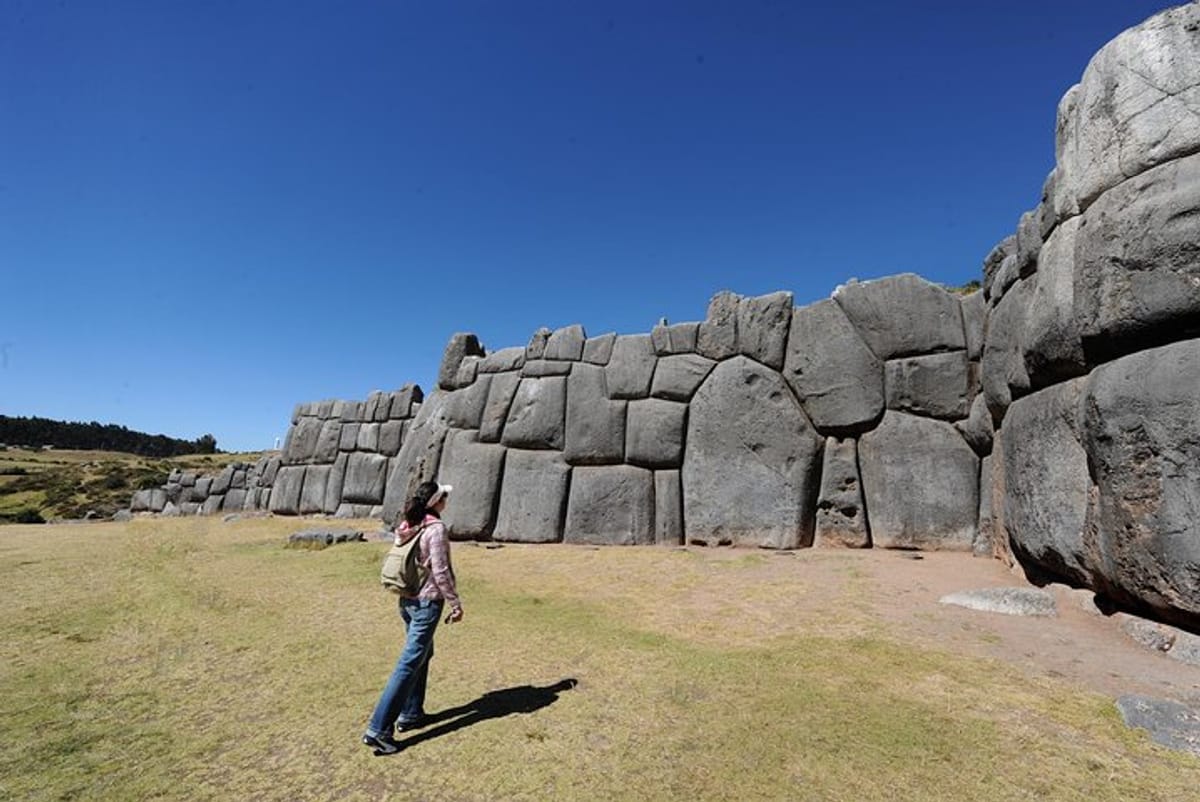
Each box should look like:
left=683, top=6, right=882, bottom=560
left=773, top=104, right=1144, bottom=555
left=194, top=434, right=218, bottom=454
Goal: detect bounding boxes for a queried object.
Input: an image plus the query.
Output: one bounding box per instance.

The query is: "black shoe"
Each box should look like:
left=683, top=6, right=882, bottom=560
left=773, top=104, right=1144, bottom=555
left=362, top=733, right=403, bottom=755
left=396, top=716, right=427, bottom=732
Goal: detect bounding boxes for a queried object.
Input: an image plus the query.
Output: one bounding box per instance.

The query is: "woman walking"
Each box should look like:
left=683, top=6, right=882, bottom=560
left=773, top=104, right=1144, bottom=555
left=363, top=481, right=463, bottom=755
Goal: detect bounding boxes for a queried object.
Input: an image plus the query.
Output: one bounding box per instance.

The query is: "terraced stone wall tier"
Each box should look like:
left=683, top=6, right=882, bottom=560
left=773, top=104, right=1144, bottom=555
left=381, top=277, right=987, bottom=553
left=129, top=384, right=424, bottom=519
left=976, top=4, right=1200, bottom=628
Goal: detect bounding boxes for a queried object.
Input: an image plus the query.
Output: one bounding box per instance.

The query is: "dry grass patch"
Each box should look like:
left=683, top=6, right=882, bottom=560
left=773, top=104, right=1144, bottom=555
left=1, top=518, right=1196, bottom=801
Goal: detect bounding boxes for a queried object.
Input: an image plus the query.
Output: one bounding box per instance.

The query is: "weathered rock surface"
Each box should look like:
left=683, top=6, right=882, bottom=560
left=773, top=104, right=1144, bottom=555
left=478, top=347, right=525, bottom=374
left=501, top=377, right=567, bottom=450
left=270, top=466, right=306, bottom=515
left=438, top=429, right=506, bottom=539
left=833, top=274, right=965, bottom=359
left=544, top=324, right=586, bottom=361
left=493, top=450, right=571, bottom=543
left=938, top=587, right=1057, bottom=617
left=696, top=291, right=740, bottom=361
left=650, top=354, right=716, bottom=402
left=381, top=391, right=451, bottom=524
left=813, top=437, right=869, bottom=548
left=1081, top=339, right=1200, bottom=623
left=606, top=335, right=657, bottom=399
left=444, top=374, right=493, bottom=430
left=784, top=299, right=884, bottom=434
left=478, top=372, right=521, bottom=444
left=521, top=359, right=573, bottom=378
left=299, top=465, right=330, bottom=514
left=655, top=470, right=683, bottom=546
left=582, top=333, right=616, bottom=365
left=884, top=351, right=973, bottom=420
left=563, top=364, right=625, bottom=465
left=737, top=291, right=793, bottom=369
left=859, top=411, right=978, bottom=550
left=438, top=333, right=485, bottom=391
left=1054, top=3, right=1200, bottom=215
left=564, top=465, right=655, bottom=545
left=626, top=398, right=687, bottom=469
left=1074, top=153, right=1200, bottom=363
left=1116, top=696, right=1200, bottom=757
left=981, top=276, right=1033, bottom=422
left=1002, top=379, right=1093, bottom=586
left=651, top=322, right=699, bottom=356
left=960, top=290, right=985, bottom=360
left=683, top=357, right=823, bottom=548
left=955, top=393, right=994, bottom=457
left=343, top=453, right=388, bottom=505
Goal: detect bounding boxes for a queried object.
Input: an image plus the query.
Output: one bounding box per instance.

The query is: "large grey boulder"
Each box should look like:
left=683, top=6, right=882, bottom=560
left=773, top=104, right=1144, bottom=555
left=284, top=417, right=322, bottom=464
left=148, top=488, right=167, bottom=513
left=342, top=452, right=388, bottom=505
left=381, top=391, right=451, bottom=524
left=606, top=335, right=657, bottom=399
left=737, top=291, right=793, bottom=370
left=500, top=377, right=567, bottom=450
left=211, top=467, right=234, bottom=496
left=813, top=437, right=870, bottom=548
left=1053, top=3, right=1200, bottom=215
left=783, top=298, right=884, bottom=435
left=1022, top=218, right=1086, bottom=387
left=444, top=374, right=493, bottom=430
left=655, top=470, right=683, bottom=546
left=582, top=333, right=617, bottom=365
left=939, top=587, right=1057, bottom=617
left=884, top=351, right=973, bottom=420
left=683, top=356, right=823, bottom=548
left=563, top=363, right=625, bottom=465
left=1116, top=696, right=1200, bottom=758
left=833, top=274, right=965, bottom=359
left=651, top=322, right=699, bottom=356
left=202, top=495, right=224, bottom=516
left=454, top=357, right=480, bottom=390
left=299, top=466, right=330, bottom=515
left=1081, top=339, right=1200, bottom=624
left=438, top=333, right=485, bottom=391
left=564, top=465, right=655, bottom=546
left=388, top=384, right=423, bottom=419
left=493, top=450, right=570, bottom=543
left=954, top=393, right=994, bottom=457
left=438, top=429, right=506, bottom=540
left=650, top=354, right=715, bottom=402
left=262, top=457, right=281, bottom=486
left=980, top=275, right=1033, bottom=423
left=130, top=489, right=151, bottom=512
left=974, top=454, right=994, bottom=558
left=1074, top=153, right=1200, bottom=363
left=378, top=420, right=404, bottom=457
left=626, top=398, right=687, bottom=469
left=544, top=324, right=586, bottom=361
left=478, top=371, right=521, bottom=444
left=339, top=423, right=360, bottom=452
left=1002, top=378, right=1093, bottom=586
left=960, top=291, right=986, bottom=360
left=521, top=360, right=573, bottom=378
left=696, top=291, right=740, bottom=361
left=525, top=327, right=551, bottom=360
left=478, top=347, right=525, bottom=374
left=1014, top=208, right=1041, bottom=276
left=858, top=411, right=979, bottom=550
left=355, top=422, right=380, bottom=452
left=314, top=419, right=342, bottom=463
left=269, top=466, right=306, bottom=515
left=223, top=488, right=246, bottom=511
left=982, top=235, right=1016, bottom=301
left=324, top=453, right=348, bottom=514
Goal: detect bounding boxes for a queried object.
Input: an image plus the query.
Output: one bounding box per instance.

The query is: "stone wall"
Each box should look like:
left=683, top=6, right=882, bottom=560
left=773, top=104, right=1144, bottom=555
left=978, top=3, right=1200, bottom=630
left=131, top=5, right=1200, bottom=629
left=380, top=278, right=986, bottom=552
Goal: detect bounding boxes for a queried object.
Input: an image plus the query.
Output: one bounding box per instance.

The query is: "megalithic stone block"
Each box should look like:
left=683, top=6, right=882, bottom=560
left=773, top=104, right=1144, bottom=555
left=439, top=333, right=485, bottom=391
left=737, top=291, right=793, bottom=370
left=654, top=470, right=683, bottom=546
left=500, top=377, right=566, bottom=450
left=478, top=371, right=521, bottom=444
left=564, top=363, right=625, bottom=465
left=813, top=437, right=870, bottom=548
left=438, top=429, right=507, bottom=540
left=833, top=273, right=965, bottom=359
left=493, top=449, right=570, bottom=543
left=564, top=465, right=654, bottom=546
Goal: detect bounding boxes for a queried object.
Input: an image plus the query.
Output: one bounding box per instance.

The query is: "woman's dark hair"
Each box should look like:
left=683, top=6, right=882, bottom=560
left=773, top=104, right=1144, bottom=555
left=403, top=480, right=442, bottom=527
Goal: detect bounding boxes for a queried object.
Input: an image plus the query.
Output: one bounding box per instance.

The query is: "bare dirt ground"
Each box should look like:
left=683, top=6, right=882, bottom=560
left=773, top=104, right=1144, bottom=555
left=797, top=548, right=1200, bottom=706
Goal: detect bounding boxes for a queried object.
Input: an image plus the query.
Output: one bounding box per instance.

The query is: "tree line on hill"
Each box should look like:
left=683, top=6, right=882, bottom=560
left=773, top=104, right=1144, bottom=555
left=0, top=415, right=218, bottom=457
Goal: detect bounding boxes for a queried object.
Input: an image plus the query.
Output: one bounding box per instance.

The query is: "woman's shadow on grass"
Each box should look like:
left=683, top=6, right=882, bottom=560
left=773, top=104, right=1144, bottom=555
left=393, top=678, right=578, bottom=751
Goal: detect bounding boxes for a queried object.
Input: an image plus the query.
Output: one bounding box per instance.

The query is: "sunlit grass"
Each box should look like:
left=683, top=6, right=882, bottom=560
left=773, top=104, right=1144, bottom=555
left=1, top=517, right=1196, bottom=801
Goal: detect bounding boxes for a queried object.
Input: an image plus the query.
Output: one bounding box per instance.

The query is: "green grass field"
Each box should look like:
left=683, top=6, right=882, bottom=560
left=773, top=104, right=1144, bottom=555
left=2, top=517, right=1196, bottom=801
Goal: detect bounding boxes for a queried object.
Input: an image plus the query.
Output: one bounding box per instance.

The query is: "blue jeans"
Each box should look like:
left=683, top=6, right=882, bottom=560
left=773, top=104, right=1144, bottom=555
left=365, top=598, right=443, bottom=739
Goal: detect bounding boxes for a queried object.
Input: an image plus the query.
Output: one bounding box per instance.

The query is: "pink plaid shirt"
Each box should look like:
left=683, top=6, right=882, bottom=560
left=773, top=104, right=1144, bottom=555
left=395, top=515, right=461, bottom=611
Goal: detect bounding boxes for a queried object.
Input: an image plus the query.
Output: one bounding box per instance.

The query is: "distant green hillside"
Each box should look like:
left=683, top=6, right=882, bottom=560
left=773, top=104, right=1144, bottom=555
left=0, top=448, right=263, bottom=523
left=0, top=415, right=217, bottom=458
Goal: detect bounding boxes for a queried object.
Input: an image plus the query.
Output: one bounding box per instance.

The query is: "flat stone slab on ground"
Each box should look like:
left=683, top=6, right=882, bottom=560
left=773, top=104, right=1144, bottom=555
left=938, top=587, right=1057, bottom=617
left=1116, top=695, right=1200, bottom=757
left=287, top=528, right=366, bottom=547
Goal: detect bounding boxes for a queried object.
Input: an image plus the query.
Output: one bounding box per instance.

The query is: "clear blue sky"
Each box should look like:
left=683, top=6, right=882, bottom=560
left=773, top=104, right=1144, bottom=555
left=0, top=0, right=1177, bottom=452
